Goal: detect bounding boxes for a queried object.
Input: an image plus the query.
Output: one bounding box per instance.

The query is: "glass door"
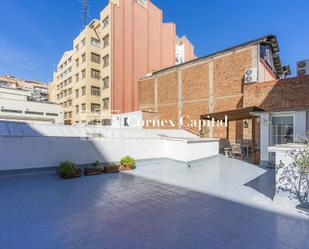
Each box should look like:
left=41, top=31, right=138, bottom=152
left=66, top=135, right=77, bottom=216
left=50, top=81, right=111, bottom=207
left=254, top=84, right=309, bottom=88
left=270, top=115, right=294, bottom=163
left=271, top=116, right=294, bottom=145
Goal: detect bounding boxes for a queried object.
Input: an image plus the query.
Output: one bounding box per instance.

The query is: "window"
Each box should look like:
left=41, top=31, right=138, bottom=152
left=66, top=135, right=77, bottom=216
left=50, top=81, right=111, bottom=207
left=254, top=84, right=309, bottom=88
left=64, top=90, right=67, bottom=97
left=75, top=73, right=79, bottom=82
left=91, top=103, right=101, bottom=113
left=102, top=16, right=109, bottom=28
left=91, top=52, right=100, bottom=64
left=75, top=58, right=79, bottom=67
left=68, top=88, right=72, bottom=95
left=64, top=101, right=67, bottom=107
left=81, top=38, right=86, bottom=47
left=64, top=80, right=67, bottom=87
left=25, top=111, right=44, bottom=115
left=91, top=86, right=101, bottom=96
left=68, top=99, right=72, bottom=106
left=68, top=77, right=72, bottom=84
left=82, top=86, right=86, bottom=96
left=75, top=89, right=79, bottom=98
left=81, top=103, right=86, bottom=112
left=75, top=105, right=79, bottom=114
left=103, top=55, right=109, bottom=68
left=103, top=35, right=109, bottom=48
left=81, top=69, right=86, bottom=79
left=68, top=112, right=72, bottom=118
left=102, top=119, right=111, bottom=126
left=64, top=112, right=67, bottom=119
left=103, top=77, right=109, bottom=89
left=124, top=117, right=129, bottom=127
left=1, top=109, right=22, bottom=114
left=91, top=38, right=100, bottom=48
left=103, top=98, right=109, bottom=110
left=81, top=53, right=86, bottom=63
left=68, top=67, right=72, bottom=73
left=46, top=113, right=59, bottom=117
left=271, top=116, right=294, bottom=145
left=68, top=57, right=72, bottom=63
left=91, top=69, right=100, bottom=79
left=75, top=44, right=79, bottom=52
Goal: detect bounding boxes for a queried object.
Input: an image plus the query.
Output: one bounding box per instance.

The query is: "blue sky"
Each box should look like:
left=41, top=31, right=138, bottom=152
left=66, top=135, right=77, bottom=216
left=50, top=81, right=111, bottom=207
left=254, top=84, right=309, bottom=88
left=0, top=0, right=309, bottom=83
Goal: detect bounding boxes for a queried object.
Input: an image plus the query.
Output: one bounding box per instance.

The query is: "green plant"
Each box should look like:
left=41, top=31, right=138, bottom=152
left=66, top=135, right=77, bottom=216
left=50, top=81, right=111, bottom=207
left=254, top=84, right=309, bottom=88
left=120, top=156, right=136, bottom=169
left=91, top=160, right=101, bottom=168
left=107, top=163, right=119, bottom=170
left=277, top=131, right=309, bottom=206
left=58, top=161, right=79, bottom=177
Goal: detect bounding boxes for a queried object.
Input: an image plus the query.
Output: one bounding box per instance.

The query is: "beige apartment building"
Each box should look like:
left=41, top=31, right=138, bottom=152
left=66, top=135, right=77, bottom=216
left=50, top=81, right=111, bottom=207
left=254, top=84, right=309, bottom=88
left=0, top=75, right=48, bottom=102
left=49, top=0, right=195, bottom=125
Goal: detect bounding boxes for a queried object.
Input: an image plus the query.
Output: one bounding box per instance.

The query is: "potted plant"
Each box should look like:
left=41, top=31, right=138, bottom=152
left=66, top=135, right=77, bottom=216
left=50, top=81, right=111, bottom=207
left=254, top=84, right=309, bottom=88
left=58, top=161, right=82, bottom=179
left=84, top=160, right=102, bottom=176
left=103, top=163, right=120, bottom=173
left=119, top=156, right=136, bottom=171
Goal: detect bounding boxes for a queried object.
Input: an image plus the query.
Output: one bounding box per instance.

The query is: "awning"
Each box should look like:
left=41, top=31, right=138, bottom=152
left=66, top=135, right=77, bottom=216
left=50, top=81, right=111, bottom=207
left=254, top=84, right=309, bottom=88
left=200, top=106, right=265, bottom=121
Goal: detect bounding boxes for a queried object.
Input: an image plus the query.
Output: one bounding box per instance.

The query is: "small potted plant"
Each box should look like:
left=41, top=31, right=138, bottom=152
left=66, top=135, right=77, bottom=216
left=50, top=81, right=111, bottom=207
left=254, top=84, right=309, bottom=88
left=84, top=160, right=102, bottom=176
left=119, top=156, right=136, bottom=171
left=58, top=161, right=82, bottom=179
left=103, top=163, right=120, bottom=173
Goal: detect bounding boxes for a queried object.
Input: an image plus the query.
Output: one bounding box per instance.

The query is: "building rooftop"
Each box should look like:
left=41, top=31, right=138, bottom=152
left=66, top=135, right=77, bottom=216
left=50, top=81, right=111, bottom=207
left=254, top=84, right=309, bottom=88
left=143, top=34, right=290, bottom=79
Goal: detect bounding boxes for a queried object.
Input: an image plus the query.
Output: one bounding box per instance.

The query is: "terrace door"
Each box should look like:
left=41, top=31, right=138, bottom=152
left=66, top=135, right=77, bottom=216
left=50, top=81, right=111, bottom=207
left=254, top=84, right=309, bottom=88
left=270, top=115, right=294, bottom=163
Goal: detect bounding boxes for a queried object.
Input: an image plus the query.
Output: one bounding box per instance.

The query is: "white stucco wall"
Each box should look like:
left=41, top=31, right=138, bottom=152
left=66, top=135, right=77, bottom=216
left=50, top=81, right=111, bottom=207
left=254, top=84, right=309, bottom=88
left=294, top=111, right=307, bottom=139
left=0, top=136, right=219, bottom=171
left=269, top=145, right=308, bottom=193
left=259, top=111, right=308, bottom=165
left=259, top=112, right=270, bottom=164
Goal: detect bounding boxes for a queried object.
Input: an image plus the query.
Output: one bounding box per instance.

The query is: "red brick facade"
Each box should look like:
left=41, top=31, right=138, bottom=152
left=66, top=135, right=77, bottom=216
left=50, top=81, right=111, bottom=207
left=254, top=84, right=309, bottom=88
left=138, top=41, right=309, bottom=144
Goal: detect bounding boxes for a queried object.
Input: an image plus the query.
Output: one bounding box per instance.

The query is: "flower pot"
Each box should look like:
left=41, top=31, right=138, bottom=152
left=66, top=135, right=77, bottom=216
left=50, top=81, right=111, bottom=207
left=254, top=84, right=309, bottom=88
left=103, top=166, right=120, bottom=173
left=119, top=164, right=134, bottom=171
left=60, top=168, right=82, bottom=179
left=84, top=167, right=102, bottom=176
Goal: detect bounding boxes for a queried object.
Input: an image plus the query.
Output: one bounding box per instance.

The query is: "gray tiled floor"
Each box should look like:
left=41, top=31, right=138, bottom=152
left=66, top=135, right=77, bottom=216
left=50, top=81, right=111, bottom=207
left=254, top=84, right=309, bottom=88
left=0, top=162, right=308, bottom=249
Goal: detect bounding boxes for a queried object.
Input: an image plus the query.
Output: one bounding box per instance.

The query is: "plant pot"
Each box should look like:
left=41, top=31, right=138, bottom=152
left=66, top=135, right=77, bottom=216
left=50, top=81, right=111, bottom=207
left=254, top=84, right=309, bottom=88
left=103, top=166, right=120, bottom=173
left=60, top=168, right=82, bottom=179
left=84, top=167, right=102, bottom=176
left=119, top=164, right=134, bottom=171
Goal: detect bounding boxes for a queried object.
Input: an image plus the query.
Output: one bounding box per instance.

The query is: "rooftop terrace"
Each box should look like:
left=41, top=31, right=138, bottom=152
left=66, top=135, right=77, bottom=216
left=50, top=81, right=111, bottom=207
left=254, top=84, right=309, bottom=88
left=1, top=157, right=308, bottom=249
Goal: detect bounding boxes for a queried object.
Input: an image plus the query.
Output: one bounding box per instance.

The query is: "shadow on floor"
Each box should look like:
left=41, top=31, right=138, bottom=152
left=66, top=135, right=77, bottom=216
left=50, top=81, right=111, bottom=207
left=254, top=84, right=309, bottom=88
left=244, top=169, right=276, bottom=200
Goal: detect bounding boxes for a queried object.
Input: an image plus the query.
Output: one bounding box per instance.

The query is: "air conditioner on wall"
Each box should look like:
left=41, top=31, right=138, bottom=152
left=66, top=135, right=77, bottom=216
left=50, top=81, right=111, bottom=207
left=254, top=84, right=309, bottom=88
left=244, top=68, right=258, bottom=83
left=297, top=60, right=309, bottom=76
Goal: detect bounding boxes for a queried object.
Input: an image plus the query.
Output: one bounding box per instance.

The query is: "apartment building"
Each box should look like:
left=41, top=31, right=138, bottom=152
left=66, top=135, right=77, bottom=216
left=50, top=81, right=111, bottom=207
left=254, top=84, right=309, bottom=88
left=0, top=75, right=48, bottom=102
left=49, top=0, right=195, bottom=125
left=0, top=86, right=63, bottom=124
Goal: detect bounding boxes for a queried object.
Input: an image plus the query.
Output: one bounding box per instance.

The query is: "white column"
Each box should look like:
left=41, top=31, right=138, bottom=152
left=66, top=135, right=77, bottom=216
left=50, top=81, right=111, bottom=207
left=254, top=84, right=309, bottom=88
left=294, top=111, right=307, bottom=140
left=260, top=112, right=270, bottom=165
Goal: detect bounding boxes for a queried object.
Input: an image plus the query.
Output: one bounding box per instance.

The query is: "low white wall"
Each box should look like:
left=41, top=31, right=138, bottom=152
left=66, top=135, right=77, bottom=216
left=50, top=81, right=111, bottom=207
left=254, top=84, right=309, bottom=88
left=164, top=139, right=219, bottom=162
left=269, top=145, right=308, bottom=193
left=0, top=136, right=219, bottom=171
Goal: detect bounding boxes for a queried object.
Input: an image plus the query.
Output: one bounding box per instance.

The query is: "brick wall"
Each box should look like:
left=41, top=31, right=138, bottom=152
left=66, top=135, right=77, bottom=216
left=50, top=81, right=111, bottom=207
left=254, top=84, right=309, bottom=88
left=139, top=46, right=254, bottom=138
left=244, top=76, right=309, bottom=111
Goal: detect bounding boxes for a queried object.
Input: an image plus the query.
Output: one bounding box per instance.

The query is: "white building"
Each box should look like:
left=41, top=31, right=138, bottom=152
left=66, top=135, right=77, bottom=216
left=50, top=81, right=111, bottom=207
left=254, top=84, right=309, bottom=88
left=0, top=86, right=63, bottom=124
left=254, top=109, right=309, bottom=165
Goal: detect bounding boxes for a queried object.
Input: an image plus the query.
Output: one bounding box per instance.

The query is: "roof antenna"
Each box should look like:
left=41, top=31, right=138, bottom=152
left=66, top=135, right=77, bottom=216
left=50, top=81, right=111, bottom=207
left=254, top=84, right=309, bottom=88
left=81, top=0, right=89, bottom=28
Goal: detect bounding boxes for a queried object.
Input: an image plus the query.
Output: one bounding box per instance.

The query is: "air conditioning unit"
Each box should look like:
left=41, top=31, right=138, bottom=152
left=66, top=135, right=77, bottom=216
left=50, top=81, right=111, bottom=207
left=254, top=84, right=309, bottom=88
left=244, top=68, right=258, bottom=83
left=297, top=60, right=309, bottom=76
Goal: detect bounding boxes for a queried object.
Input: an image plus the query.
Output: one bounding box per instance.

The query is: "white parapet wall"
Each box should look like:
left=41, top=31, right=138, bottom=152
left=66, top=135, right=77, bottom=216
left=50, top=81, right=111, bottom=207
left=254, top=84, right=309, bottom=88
left=0, top=121, right=219, bottom=171
left=269, top=144, right=309, bottom=193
